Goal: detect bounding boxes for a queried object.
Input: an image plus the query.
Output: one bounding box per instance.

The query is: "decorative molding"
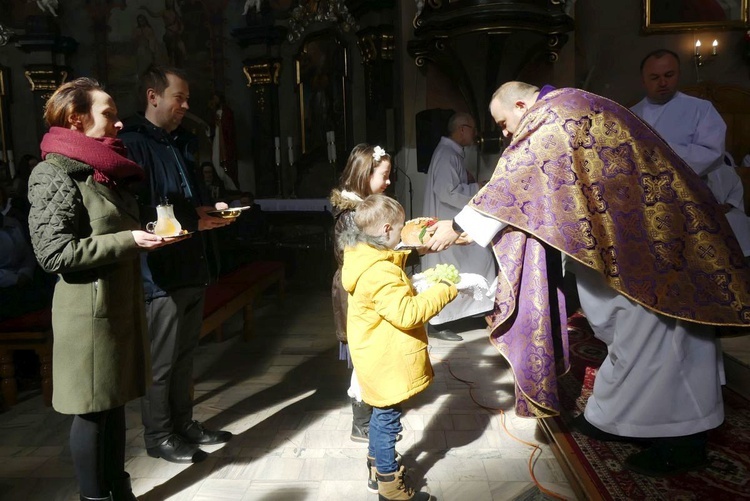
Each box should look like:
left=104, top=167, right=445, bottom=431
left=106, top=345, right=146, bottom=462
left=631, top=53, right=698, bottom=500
left=356, top=26, right=395, bottom=64
left=243, top=60, right=282, bottom=87
left=23, top=65, right=69, bottom=94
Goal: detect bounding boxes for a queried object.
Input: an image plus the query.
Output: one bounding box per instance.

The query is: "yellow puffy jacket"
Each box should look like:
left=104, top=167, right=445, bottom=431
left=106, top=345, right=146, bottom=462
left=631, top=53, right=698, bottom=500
left=342, top=242, right=457, bottom=407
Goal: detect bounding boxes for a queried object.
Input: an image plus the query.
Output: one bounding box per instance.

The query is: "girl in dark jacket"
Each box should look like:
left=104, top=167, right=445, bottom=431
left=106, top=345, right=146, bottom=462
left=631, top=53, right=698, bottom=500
left=27, top=78, right=177, bottom=501
left=329, top=144, right=392, bottom=444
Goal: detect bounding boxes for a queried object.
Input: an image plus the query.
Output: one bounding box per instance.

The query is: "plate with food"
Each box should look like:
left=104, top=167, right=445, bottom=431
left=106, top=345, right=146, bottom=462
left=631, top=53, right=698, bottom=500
left=206, top=206, right=252, bottom=219
left=400, top=217, right=469, bottom=247
left=162, top=230, right=193, bottom=240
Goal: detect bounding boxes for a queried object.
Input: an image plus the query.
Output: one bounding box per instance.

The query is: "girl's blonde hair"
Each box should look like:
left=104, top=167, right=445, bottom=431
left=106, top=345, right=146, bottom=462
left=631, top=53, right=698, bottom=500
left=338, top=144, right=391, bottom=197
left=354, top=194, right=404, bottom=236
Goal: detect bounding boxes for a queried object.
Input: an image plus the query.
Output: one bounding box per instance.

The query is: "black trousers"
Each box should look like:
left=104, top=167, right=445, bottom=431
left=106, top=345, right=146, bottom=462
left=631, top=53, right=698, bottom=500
left=70, top=406, right=125, bottom=498
left=141, top=286, right=205, bottom=448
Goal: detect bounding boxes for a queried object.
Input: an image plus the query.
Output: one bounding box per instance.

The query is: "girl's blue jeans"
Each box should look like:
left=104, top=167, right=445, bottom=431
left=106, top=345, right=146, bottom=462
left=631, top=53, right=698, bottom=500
left=367, top=404, right=403, bottom=474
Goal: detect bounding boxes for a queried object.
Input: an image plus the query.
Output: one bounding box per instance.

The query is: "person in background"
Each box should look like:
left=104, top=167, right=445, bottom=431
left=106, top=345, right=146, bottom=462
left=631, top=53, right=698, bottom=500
left=341, top=194, right=456, bottom=500
left=329, top=143, right=392, bottom=445
left=10, top=153, right=38, bottom=202
left=426, top=81, right=750, bottom=476
left=0, top=183, right=30, bottom=242
left=200, top=160, right=226, bottom=204
left=0, top=208, right=45, bottom=320
left=119, top=65, right=234, bottom=464
left=631, top=48, right=750, bottom=255
left=420, top=112, right=495, bottom=341
left=27, top=77, right=175, bottom=501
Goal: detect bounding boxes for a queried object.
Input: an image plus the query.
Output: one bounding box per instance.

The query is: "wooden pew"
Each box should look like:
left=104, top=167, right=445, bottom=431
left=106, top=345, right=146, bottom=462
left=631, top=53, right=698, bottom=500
left=0, top=260, right=284, bottom=409
left=0, top=309, right=53, bottom=408
left=200, top=260, right=285, bottom=342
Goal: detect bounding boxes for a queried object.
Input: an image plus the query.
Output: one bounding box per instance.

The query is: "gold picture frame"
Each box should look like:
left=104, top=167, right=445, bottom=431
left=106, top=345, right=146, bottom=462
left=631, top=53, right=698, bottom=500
left=643, top=0, right=749, bottom=33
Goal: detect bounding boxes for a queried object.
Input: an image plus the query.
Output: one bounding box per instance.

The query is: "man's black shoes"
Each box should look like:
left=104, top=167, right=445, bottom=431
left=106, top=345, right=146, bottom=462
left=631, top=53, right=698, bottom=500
left=178, top=420, right=233, bottom=445
left=146, top=435, right=208, bottom=464
left=624, top=433, right=709, bottom=476
left=428, top=324, right=463, bottom=341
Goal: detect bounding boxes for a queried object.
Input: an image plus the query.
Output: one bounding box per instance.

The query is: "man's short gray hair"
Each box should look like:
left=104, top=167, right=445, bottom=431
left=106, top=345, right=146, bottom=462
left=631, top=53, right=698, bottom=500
left=447, top=111, right=474, bottom=134
left=490, top=81, right=539, bottom=108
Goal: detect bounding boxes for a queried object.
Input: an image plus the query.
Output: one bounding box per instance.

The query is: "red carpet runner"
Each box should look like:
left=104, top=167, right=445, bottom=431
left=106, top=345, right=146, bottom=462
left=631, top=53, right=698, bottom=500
left=544, top=313, right=750, bottom=500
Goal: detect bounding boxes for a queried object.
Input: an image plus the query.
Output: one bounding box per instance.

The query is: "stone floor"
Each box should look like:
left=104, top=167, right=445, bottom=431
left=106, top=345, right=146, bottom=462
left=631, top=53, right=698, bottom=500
left=0, top=289, right=575, bottom=501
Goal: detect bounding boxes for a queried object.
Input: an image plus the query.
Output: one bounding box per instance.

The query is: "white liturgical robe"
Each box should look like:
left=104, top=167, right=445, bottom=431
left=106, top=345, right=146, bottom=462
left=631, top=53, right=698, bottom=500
left=455, top=206, right=725, bottom=437
left=632, top=92, right=750, bottom=255
left=420, top=137, right=495, bottom=324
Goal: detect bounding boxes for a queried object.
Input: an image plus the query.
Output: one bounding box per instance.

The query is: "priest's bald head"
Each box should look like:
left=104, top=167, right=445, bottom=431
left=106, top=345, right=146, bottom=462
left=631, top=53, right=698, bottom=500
left=640, top=49, right=681, bottom=105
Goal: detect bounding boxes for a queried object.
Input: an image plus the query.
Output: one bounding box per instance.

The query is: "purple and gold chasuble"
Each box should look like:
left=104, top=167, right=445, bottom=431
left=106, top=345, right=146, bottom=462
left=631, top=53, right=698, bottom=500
left=471, top=88, right=750, bottom=418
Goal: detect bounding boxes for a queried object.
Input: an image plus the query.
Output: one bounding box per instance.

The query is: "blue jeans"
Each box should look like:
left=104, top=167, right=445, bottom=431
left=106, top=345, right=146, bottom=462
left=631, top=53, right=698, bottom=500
left=368, top=405, right=403, bottom=474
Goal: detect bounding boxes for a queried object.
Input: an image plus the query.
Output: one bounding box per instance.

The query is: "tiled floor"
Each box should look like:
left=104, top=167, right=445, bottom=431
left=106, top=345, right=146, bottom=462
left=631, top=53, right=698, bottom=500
left=0, top=289, right=575, bottom=501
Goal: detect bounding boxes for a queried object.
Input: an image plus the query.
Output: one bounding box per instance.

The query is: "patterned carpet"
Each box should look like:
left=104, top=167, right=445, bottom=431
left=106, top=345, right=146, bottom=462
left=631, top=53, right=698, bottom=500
left=549, top=313, right=750, bottom=500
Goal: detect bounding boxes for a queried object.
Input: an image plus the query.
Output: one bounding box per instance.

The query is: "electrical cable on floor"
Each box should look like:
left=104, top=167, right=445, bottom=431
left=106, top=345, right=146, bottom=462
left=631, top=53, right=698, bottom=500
left=443, top=358, right=569, bottom=501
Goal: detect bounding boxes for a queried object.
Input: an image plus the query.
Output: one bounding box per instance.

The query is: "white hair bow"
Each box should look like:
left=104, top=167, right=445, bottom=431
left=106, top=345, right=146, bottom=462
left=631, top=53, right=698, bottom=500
left=373, top=146, right=386, bottom=162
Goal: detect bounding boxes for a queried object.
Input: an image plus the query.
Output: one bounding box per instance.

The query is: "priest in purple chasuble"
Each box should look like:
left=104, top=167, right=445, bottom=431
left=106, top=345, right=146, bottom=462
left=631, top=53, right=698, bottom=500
left=425, top=81, right=750, bottom=475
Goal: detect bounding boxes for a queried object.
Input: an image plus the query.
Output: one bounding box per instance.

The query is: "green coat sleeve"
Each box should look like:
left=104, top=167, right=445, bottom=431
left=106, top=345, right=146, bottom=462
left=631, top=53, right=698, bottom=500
left=28, top=162, right=139, bottom=274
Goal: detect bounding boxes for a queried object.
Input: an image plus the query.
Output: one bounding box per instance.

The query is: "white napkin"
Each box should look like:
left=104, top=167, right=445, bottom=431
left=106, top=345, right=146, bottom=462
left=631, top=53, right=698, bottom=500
left=412, top=272, right=491, bottom=301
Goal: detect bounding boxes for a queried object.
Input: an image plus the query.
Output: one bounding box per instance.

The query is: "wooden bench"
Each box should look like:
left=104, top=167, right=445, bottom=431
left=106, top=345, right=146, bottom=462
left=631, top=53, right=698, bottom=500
left=0, top=308, right=53, bottom=408
left=200, top=260, right=285, bottom=342
left=0, top=260, right=285, bottom=409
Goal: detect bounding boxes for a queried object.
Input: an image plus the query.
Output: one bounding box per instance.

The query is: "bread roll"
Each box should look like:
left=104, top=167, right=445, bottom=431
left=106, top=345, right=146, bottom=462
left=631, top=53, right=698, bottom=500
left=400, top=217, right=437, bottom=246
left=400, top=217, right=470, bottom=246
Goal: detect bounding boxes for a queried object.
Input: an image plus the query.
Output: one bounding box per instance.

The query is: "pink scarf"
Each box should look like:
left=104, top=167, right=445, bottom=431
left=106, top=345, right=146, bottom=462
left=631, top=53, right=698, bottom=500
left=40, top=127, right=144, bottom=188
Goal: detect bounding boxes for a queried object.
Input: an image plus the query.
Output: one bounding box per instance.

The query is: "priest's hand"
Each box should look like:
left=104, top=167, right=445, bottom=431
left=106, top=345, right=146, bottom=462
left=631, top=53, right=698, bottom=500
left=423, top=219, right=461, bottom=252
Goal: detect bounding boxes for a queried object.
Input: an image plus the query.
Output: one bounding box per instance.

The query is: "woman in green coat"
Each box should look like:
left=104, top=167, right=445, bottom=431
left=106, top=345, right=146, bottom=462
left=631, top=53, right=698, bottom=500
left=27, top=78, right=178, bottom=501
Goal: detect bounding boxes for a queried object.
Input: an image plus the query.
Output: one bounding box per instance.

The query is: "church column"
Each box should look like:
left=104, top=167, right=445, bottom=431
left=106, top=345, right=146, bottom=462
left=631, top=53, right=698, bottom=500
left=357, top=25, right=396, bottom=149
left=0, top=66, right=12, bottom=183
left=243, top=58, right=282, bottom=198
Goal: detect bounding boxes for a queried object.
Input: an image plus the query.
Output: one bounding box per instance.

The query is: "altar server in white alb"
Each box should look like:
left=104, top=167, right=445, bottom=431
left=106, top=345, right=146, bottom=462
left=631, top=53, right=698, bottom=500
left=631, top=48, right=750, bottom=255
left=420, top=112, right=495, bottom=341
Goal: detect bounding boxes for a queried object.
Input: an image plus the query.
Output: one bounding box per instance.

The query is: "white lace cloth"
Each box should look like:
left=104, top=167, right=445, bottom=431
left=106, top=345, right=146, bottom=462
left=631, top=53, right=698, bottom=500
left=412, top=272, right=491, bottom=301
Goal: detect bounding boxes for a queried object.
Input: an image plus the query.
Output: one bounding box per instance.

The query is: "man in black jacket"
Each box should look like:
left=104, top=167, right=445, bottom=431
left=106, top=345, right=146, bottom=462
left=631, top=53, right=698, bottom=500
left=120, top=65, right=234, bottom=464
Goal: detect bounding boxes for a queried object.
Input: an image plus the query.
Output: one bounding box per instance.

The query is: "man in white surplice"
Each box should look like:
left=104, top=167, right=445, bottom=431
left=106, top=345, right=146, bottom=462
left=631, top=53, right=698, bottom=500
left=426, top=81, right=727, bottom=477
left=631, top=48, right=750, bottom=256
left=420, top=112, right=496, bottom=341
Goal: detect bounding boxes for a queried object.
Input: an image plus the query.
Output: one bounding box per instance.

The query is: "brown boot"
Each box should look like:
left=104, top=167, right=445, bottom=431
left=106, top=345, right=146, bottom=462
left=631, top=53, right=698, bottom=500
left=376, top=465, right=430, bottom=501
left=367, top=453, right=402, bottom=493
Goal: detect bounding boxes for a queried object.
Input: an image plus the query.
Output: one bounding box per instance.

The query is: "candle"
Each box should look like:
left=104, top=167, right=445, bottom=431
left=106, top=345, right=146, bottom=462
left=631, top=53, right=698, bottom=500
left=287, top=137, right=294, bottom=165
left=326, top=131, right=333, bottom=162
left=695, top=40, right=701, bottom=56
left=712, top=39, right=718, bottom=56
left=7, top=149, right=14, bottom=179
left=274, top=136, right=280, bottom=165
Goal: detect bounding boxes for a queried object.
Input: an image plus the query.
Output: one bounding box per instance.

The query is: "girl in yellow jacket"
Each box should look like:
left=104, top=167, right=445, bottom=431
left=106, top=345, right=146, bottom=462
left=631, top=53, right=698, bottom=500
left=341, top=194, right=457, bottom=501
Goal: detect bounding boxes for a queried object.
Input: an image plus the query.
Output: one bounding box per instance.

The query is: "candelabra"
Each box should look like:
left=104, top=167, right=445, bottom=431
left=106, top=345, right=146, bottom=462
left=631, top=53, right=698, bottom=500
left=274, top=136, right=283, bottom=197
left=326, top=130, right=337, bottom=185
left=694, top=39, right=718, bottom=67
left=287, top=137, right=297, bottom=198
